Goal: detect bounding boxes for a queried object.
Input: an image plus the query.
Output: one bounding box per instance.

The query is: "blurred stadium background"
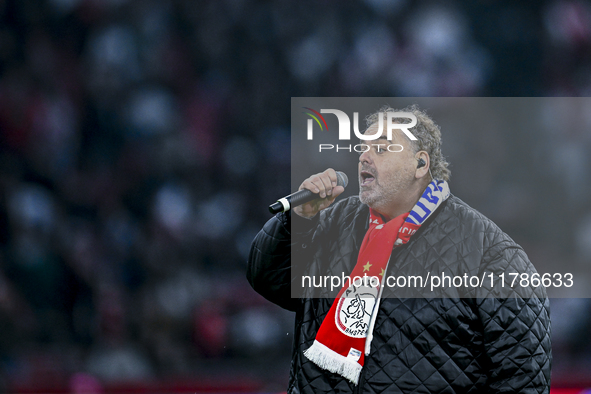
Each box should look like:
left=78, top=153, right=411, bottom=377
left=1, top=0, right=591, bottom=393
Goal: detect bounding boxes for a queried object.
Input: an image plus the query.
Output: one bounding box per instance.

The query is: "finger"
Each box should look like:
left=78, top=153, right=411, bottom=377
left=298, top=169, right=337, bottom=198
left=311, top=177, right=329, bottom=198
left=319, top=169, right=337, bottom=195
left=331, top=185, right=345, bottom=198
left=324, top=186, right=345, bottom=204
left=316, top=173, right=334, bottom=197
left=299, top=179, right=320, bottom=194
left=302, top=175, right=327, bottom=198
left=324, top=168, right=338, bottom=188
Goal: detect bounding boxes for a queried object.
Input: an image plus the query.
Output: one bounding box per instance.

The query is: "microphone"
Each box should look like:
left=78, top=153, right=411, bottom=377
left=269, top=171, right=348, bottom=214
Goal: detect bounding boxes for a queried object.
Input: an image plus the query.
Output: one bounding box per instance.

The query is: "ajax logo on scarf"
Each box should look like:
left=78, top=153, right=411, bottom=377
left=335, top=279, right=378, bottom=338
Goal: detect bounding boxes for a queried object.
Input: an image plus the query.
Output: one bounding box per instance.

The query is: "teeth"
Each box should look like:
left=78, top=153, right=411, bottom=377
left=360, top=173, right=375, bottom=185
left=360, top=170, right=375, bottom=185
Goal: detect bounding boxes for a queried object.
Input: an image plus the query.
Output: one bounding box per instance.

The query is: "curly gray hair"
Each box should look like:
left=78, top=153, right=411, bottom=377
left=365, top=104, right=451, bottom=181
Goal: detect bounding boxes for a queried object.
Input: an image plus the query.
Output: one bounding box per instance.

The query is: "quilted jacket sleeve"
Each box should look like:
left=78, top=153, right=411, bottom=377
left=474, top=244, right=552, bottom=393
left=247, top=210, right=319, bottom=312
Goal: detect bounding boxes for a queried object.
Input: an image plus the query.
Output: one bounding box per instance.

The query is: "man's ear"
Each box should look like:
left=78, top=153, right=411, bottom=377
left=415, top=151, right=430, bottom=179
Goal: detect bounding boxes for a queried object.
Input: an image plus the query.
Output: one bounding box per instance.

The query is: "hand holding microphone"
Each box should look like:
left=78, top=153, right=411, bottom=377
left=269, top=169, right=348, bottom=218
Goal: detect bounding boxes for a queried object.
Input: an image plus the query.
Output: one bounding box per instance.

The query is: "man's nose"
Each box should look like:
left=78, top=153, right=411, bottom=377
left=359, top=148, right=372, bottom=164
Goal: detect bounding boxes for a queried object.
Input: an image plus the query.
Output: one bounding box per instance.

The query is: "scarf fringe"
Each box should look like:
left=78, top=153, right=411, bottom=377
left=304, top=340, right=362, bottom=385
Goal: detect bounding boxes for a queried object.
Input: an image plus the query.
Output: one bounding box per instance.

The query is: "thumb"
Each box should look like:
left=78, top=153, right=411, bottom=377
left=332, top=185, right=345, bottom=198
left=325, top=186, right=345, bottom=204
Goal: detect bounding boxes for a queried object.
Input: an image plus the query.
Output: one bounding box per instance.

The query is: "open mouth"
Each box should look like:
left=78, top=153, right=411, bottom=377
left=360, top=170, right=375, bottom=186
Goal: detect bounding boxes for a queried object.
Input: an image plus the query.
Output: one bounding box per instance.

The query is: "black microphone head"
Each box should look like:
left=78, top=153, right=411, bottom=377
left=336, top=171, right=348, bottom=188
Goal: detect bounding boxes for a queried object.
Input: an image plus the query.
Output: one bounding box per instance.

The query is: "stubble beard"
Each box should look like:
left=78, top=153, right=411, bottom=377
left=359, top=166, right=415, bottom=211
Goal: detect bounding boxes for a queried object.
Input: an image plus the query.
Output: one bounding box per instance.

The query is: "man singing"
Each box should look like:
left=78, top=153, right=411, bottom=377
left=247, top=105, right=552, bottom=393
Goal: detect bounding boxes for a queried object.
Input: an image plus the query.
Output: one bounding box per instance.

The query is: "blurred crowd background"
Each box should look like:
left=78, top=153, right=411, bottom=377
left=1, top=0, right=591, bottom=392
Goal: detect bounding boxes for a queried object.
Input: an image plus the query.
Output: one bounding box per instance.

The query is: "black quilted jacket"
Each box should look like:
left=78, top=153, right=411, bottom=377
left=247, top=195, right=552, bottom=393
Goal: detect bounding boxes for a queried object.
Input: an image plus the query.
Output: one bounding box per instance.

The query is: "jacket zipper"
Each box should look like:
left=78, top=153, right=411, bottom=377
left=354, top=363, right=367, bottom=394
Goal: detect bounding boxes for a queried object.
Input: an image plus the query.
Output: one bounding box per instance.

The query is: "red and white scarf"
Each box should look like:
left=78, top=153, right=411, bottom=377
left=303, top=180, right=450, bottom=384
